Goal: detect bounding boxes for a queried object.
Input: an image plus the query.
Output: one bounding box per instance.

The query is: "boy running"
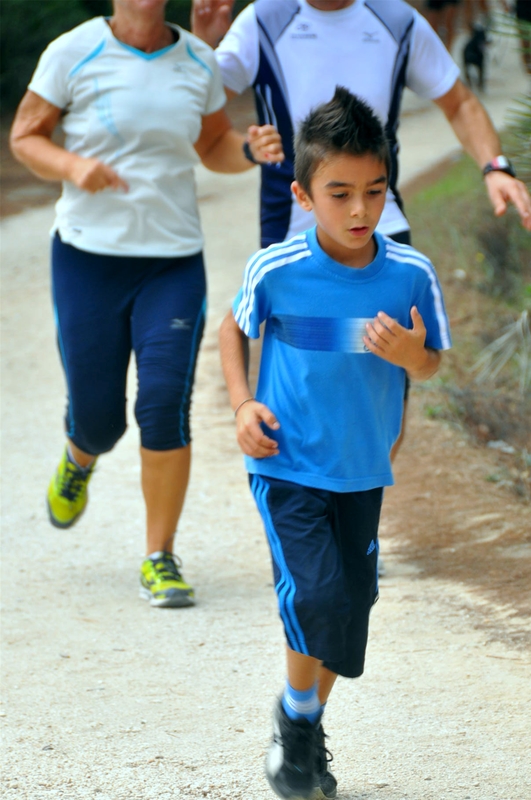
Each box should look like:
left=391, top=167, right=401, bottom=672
left=219, top=87, right=451, bottom=800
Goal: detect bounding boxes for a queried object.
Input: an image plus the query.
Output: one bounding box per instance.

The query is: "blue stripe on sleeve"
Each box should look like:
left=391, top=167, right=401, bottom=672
left=69, top=39, right=106, bottom=77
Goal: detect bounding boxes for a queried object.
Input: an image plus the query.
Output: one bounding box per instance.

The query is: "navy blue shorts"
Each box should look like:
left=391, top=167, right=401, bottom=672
left=250, top=474, right=383, bottom=679
left=51, top=234, right=206, bottom=455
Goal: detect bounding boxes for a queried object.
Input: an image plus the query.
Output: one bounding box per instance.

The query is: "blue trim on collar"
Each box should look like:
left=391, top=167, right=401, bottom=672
left=307, top=227, right=386, bottom=281
left=116, top=39, right=177, bottom=60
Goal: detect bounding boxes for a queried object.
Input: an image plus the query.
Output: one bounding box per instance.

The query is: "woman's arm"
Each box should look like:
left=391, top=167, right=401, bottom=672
left=194, top=107, right=283, bottom=173
left=10, top=90, right=128, bottom=193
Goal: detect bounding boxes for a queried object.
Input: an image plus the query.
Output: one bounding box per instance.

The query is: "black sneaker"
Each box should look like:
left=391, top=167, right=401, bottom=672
left=314, top=723, right=337, bottom=799
left=265, top=700, right=318, bottom=800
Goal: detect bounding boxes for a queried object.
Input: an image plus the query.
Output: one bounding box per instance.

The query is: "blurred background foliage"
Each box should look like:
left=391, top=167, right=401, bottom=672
left=495, top=13, right=531, bottom=185
left=0, top=0, right=252, bottom=111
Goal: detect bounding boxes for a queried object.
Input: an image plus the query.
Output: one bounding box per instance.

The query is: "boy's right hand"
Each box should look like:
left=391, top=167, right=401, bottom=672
left=235, top=401, right=280, bottom=458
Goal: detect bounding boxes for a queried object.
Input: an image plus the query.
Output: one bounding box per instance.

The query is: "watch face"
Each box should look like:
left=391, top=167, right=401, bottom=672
left=483, top=157, right=516, bottom=178
left=492, top=156, right=510, bottom=170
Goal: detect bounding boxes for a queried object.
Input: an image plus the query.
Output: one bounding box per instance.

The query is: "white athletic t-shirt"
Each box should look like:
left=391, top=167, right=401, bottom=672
left=215, top=0, right=460, bottom=238
left=29, top=17, right=226, bottom=256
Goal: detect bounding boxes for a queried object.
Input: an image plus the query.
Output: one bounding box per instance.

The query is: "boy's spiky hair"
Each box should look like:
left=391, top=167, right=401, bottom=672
left=294, top=86, right=391, bottom=194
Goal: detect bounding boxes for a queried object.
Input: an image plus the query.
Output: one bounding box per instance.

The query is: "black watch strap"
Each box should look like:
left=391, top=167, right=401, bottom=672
left=482, top=156, right=516, bottom=178
left=242, top=140, right=258, bottom=164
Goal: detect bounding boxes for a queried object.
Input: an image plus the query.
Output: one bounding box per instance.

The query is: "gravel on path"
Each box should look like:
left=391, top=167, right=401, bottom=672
left=1, top=26, right=530, bottom=799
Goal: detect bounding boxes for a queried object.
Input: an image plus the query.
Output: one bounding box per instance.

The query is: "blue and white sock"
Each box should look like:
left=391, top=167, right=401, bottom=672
left=282, top=681, right=321, bottom=724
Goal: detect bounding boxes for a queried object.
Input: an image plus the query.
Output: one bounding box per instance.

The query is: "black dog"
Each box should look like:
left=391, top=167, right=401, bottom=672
left=463, top=25, right=488, bottom=92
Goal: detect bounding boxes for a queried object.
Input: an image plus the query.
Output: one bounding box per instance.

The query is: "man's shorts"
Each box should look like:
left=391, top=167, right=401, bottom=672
left=250, top=474, right=383, bottom=678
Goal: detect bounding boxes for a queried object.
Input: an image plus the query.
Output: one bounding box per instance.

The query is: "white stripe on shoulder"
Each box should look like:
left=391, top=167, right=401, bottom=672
left=242, top=239, right=310, bottom=303
left=385, top=239, right=431, bottom=263
left=240, top=234, right=309, bottom=292
left=235, top=239, right=311, bottom=332
left=385, top=241, right=451, bottom=349
left=236, top=249, right=311, bottom=333
left=247, top=234, right=308, bottom=269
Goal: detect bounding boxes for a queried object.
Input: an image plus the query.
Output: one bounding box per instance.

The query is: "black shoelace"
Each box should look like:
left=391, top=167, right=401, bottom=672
left=58, top=462, right=91, bottom=501
left=315, top=726, right=334, bottom=774
left=153, top=554, right=183, bottom=581
left=279, top=721, right=318, bottom=771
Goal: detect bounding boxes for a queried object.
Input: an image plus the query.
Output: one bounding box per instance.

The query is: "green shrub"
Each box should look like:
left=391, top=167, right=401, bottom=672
left=1, top=1, right=104, bottom=111
left=0, top=0, right=252, bottom=112
left=407, top=149, right=531, bottom=460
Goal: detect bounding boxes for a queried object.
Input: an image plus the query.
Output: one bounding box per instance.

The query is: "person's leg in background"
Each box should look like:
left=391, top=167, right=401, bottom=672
left=387, top=229, right=412, bottom=467
left=379, top=230, right=413, bottom=577
left=47, top=235, right=133, bottom=529
left=463, top=0, right=491, bottom=34
left=134, top=252, right=206, bottom=608
left=425, top=0, right=447, bottom=40
left=424, top=0, right=463, bottom=53
left=443, top=0, right=462, bottom=53
left=515, top=0, right=531, bottom=74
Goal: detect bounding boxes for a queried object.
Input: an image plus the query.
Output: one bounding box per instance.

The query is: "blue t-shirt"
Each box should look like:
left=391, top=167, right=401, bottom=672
left=233, top=228, right=451, bottom=492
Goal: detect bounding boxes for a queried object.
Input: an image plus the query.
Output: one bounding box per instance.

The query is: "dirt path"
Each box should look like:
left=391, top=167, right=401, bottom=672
left=2, top=166, right=530, bottom=800
left=2, top=27, right=530, bottom=800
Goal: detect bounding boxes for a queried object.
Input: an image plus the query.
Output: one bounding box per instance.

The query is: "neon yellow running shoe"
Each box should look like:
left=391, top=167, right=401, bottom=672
left=140, top=553, right=195, bottom=608
left=47, top=448, right=96, bottom=529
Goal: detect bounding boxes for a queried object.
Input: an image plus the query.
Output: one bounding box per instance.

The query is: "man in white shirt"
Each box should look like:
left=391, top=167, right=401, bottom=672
left=193, top=0, right=530, bottom=465
left=192, top=0, right=531, bottom=248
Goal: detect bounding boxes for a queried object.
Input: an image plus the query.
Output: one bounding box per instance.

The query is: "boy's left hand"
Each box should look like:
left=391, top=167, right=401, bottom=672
left=363, top=306, right=429, bottom=374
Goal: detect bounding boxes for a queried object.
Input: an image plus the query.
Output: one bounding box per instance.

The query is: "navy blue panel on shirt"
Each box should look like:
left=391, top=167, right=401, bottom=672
left=253, top=0, right=300, bottom=246
left=366, top=0, right=415, bottom=211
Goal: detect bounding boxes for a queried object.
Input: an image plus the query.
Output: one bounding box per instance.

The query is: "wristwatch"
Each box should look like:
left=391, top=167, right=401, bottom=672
left=242, top=140, right=258, bottom=164
left=482, top=156, right=516, bottom=178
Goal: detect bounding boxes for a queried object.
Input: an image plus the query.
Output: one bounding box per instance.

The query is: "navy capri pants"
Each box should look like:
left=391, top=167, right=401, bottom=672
left=52, top=234, right=206, bottom=455
left=251, top=474, right=383, bottom=678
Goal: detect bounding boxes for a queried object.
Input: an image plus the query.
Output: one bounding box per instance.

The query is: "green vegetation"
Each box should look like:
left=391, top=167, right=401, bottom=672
left=407, top=147, right=531, bottom=497
left=1, top=1, right=108, bottom=111
left=495, top=13, right=531, bottom=184
left=505, top=94, right=531, bottom=189
left=0, top=0, right=252, bottom=111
